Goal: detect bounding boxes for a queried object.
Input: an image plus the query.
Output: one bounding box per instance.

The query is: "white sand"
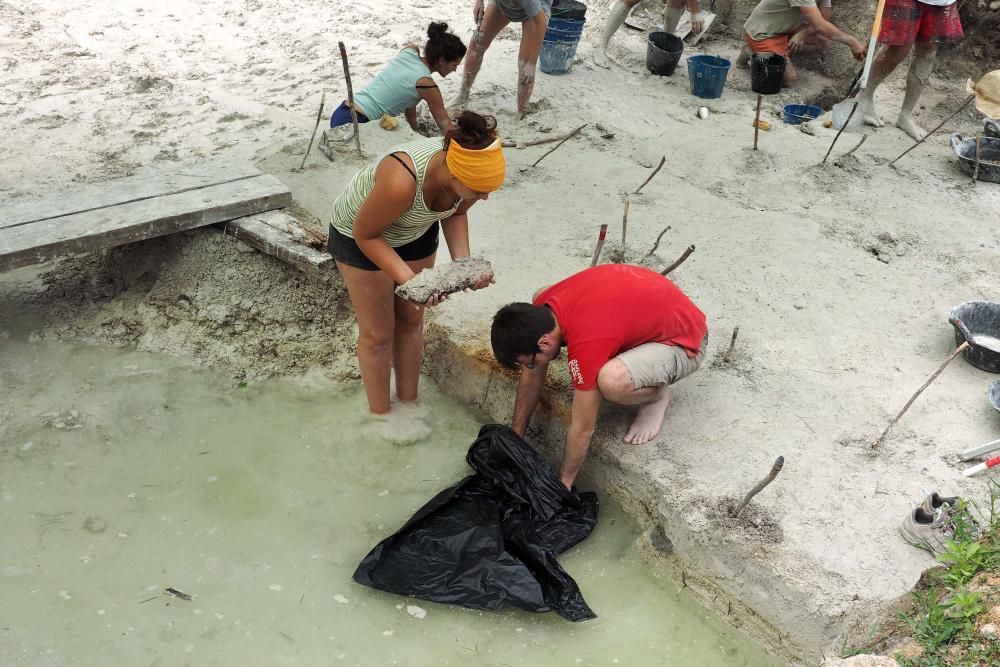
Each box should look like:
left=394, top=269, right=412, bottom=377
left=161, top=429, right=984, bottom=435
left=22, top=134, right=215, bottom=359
left=3, top=1, right=1000, bottom=663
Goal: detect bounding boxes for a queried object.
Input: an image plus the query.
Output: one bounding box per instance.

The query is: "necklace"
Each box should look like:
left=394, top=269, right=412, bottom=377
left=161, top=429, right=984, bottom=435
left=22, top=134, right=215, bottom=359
left=433, top=152, right=461, bottom=209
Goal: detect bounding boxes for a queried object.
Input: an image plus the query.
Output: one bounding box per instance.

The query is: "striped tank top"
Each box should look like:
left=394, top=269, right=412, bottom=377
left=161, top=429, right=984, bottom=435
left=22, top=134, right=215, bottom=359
left=330, top=137, right=460, bottom=247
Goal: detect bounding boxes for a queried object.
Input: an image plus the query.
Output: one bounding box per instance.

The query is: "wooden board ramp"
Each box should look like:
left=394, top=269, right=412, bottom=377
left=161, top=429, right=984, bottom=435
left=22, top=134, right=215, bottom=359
left=224, top=210, right=333, bottom=278
left=0, top=161, right=291, bottom=272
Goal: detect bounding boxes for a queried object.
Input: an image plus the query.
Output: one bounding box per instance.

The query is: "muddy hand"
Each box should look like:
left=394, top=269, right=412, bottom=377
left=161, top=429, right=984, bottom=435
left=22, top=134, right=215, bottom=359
left=424, top=292, right=450, bottom=307
left=691, top=12, right=705, bottom=34
left=471, top=273, right=494, bottom=291
left=473, top=0, right=485, bottom=24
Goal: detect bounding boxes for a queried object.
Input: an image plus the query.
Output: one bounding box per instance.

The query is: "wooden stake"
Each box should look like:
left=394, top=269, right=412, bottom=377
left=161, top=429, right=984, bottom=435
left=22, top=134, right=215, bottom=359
left=501, top=126, right=587, bottom=148
left=723, top=324, right=740, bottom=363
left=590, top=224, right=608, bottom=267
left=888, top=94, right=975, bottom=167
left=822, top=101, right=858, bottom=165
left=634, top=156, right=666, bottom=194
left=644, top=225, right=671, bottom=259
left=531, top=124, right=587, bottom=167
left=972, top=133, right=983, bottom=184
left=661, top=244, right=695, bottom=275
left=621, top=200, right=630, bottom=252
left=870, top=342, right=970, bottom=450
left=841, top=133, right=868, bottom=159
left=753, top=95, right=762, bottom=151
left=338, top=41, right=363, bottom=159
left=297, top=92, right=326, bottom=172
left=732, top=456, right=784, bottom=518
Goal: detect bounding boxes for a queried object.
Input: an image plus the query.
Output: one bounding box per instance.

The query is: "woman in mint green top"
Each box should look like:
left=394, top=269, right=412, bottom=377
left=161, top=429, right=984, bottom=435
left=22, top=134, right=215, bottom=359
left=331, top=22, right=466, bottom=136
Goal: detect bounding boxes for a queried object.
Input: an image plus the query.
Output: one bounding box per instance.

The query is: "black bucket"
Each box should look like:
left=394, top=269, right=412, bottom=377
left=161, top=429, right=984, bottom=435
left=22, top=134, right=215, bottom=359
left=750, top=52, right=785, bottom=95
left=950, top=301, right=1000, bottom=373
left=646, top=32, right=684, bottom=77
left=551, top=0, right=587, bottom=20
left=989, top=379, right=1000, bottom=413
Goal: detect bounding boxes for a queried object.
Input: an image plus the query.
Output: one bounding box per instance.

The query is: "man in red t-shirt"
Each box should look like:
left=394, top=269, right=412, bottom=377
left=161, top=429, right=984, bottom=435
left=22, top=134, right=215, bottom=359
left=490, top=264, right=708, bottom=490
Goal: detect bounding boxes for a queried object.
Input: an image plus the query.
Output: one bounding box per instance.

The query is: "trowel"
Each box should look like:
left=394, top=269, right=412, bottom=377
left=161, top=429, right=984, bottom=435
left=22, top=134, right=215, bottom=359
left=831, top=0, right=887, bottom=132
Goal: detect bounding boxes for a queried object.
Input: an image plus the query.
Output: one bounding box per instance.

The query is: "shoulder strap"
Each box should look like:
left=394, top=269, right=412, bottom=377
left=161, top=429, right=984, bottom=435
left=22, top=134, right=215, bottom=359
left=386, top=152, right=417, bottom=181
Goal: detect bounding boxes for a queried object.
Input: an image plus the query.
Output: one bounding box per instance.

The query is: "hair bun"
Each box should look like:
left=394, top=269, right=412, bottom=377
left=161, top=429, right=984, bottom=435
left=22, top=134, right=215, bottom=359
left=427, top=21, right=448, bottom=39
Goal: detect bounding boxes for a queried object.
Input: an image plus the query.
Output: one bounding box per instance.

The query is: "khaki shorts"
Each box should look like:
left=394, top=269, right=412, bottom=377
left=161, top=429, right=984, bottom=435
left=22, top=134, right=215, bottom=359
left=616, top=333, right=708, bottom=389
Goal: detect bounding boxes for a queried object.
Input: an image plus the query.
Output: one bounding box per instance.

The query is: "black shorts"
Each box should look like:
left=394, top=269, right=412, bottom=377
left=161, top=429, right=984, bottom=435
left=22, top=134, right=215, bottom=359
left=327, top=222, right=440, bottom=271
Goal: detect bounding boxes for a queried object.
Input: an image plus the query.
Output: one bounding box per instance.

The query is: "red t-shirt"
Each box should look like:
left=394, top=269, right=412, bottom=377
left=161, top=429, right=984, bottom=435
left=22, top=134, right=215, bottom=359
left=533, top=265, right=707, bottom=391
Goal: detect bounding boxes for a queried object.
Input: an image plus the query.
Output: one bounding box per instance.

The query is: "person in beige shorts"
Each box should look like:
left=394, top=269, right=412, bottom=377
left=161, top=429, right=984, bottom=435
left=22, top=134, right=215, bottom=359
left=490, top=264, right=708, bottom=490
left=617, top=334, right=707, bottom=391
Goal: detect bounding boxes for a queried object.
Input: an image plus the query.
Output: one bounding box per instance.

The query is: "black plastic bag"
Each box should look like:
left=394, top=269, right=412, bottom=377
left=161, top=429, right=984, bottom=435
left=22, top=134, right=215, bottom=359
left=353, top=424, right=599, bottom=621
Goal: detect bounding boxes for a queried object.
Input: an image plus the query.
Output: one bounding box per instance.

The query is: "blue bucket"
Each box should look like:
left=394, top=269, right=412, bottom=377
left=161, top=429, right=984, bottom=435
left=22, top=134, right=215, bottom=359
left=540, top=18, right=585, bottom=75
left=687, top=55, right=731, bottom=99
left=782, top=103, right=822, bottom=125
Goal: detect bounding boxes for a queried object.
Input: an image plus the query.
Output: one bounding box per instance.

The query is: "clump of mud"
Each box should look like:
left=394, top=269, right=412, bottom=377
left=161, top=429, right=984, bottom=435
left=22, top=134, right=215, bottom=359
left=0, top=229, right=358, bottom=381
left=395, top=257, right=493, bottom=304
left=705, top=494, right=785, bottom=544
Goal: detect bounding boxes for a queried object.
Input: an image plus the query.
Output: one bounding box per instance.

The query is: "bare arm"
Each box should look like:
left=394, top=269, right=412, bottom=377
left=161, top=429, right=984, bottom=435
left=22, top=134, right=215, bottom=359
left=799, top=6, right=864, bottom=58
left=560, top=389, right=602, bottom=490
left=352, top=157, right=419, bottom=285
left=512, top=361, right=548, bottom=437
left=404, top=106, right=418, bottom=132
left=416, top=77, right=452, bottom=135
left=439, top=198, right=477, bottom=259
left=790, top=4, right=831, bottom=50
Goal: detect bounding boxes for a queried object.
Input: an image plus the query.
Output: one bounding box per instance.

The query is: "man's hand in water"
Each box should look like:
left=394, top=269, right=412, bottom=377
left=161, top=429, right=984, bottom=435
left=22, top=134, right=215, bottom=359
left=473, top=0, right=485, bottom=23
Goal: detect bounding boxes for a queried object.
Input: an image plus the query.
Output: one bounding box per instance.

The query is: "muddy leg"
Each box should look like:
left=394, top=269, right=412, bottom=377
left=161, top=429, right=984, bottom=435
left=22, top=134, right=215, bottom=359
left=517, top=11, right=547, bottom=113
left=594, top=0, right=640, bottom=69
left=897, top=42, right=937, bottom=140
left=336, top=261, right=397, bottom=414
left=392, top=254, right=436, bottom=402
left=454, top=6, right=508, bottom=111
left=857, top=43, right=909, bottom=128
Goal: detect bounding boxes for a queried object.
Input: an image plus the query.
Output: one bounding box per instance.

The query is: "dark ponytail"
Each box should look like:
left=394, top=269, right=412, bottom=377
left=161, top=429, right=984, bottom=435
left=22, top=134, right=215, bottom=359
left=444, top=110, right=498, bottom=150
left=425, top=21, right=467, bottom=68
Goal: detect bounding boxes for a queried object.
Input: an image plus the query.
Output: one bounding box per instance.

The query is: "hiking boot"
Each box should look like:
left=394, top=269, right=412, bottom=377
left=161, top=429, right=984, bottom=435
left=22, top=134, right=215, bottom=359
left=920, top=491, right=959, bottom=516
left=900, top=506, right=954, bottom=555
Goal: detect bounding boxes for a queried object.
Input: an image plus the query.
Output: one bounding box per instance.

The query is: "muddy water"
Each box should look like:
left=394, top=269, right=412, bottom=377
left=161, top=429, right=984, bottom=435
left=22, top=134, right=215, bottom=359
left=0, top=339, right=779, bottom=666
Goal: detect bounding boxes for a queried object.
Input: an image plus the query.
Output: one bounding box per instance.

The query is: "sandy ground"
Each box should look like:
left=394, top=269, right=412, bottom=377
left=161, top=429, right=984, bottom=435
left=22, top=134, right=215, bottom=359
left=3, top=0, right=1000, bottom=664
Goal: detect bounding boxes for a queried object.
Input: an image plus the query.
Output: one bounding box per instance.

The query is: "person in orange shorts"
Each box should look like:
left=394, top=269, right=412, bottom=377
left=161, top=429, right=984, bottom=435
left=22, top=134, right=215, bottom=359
left=737, top=0, right=865, bottom=88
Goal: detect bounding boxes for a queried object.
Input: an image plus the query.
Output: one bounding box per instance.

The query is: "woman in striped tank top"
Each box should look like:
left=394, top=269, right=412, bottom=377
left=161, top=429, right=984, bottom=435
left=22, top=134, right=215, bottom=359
left=328, top=111, right=507, bottom=415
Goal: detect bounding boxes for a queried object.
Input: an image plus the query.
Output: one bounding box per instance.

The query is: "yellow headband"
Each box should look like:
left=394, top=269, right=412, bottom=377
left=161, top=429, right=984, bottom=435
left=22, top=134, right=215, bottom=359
left=445, top=138, right=506, bottom=193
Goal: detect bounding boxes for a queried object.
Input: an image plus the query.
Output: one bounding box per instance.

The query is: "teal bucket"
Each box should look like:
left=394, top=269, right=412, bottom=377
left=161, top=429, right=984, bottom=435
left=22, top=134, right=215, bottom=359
left=687, top=55, right=731, bottom=99
left=540, top=18, right=585, bottom=75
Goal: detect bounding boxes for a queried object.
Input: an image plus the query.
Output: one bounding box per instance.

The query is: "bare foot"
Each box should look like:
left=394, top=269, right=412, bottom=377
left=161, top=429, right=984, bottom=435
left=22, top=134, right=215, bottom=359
left=861, top=101, right=884, bottom=128
left=623, top=386, right=672, bottom=445
left=593, top=49, right=610, bottom=69
left=896, top=112, right=926, bottom=141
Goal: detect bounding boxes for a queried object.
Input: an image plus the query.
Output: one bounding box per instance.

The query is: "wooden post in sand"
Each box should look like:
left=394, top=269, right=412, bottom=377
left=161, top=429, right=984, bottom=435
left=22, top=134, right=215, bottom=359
left=753, top=95, right=763, bottom=151
left=338, top=41, right=363, bottom=159
left=822, top=102, right=857, bottom=165
left=297, top=93, right=326, bottom=172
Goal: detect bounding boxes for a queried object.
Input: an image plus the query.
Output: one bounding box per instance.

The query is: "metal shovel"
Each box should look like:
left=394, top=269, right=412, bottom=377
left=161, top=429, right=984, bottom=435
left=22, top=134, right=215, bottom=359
left=831, top=0, right=887, bottom=132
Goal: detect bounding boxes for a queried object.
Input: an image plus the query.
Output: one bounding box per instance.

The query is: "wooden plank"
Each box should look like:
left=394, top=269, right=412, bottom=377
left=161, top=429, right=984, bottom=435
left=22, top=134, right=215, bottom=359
left=225, top=210, right=333, bottom=277
left=0, top=160, right=262, bottom=230
left=0, top=175, right=291, bottom=272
